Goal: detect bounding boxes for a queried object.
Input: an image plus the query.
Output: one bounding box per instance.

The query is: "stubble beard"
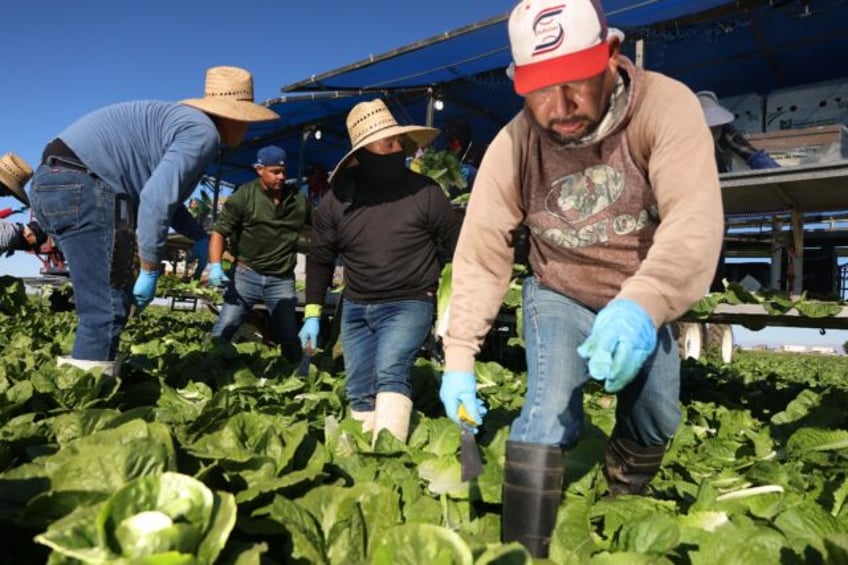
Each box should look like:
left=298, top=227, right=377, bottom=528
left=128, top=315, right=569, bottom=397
left=545, top=116, right=602, bottom=145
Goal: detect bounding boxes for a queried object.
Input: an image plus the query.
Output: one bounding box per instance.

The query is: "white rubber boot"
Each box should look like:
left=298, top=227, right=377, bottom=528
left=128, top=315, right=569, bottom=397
left=57, top=355, right=122, bottom=377
left=372, top=392, right=413, bottom=446
left=350, top=410, right=375, bottom=433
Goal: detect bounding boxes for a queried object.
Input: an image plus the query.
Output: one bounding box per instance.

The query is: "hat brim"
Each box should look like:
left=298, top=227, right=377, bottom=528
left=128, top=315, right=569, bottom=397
left=703, top=105, right=735, bottom=128
left=512, top=29, right=624, bottom=96
left=0, top=172, right=29, bottom=207
left=329, top=125, right=440, bottom=183
left=180, top=98, right=280, bottom=122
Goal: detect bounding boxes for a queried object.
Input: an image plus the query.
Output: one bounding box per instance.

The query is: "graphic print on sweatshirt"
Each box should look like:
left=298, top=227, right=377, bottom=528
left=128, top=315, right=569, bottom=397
left=536, top=164, right=658, bottom=249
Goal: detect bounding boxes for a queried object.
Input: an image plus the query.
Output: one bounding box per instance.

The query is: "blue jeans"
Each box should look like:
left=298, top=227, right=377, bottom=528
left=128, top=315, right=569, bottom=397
left=211, top=263, right=300, bottom=361
left=511, top=277, right=680, bottom=448
left=30, top=163, right=133, bottom=361
left=341, top=298, right=434, bottom=412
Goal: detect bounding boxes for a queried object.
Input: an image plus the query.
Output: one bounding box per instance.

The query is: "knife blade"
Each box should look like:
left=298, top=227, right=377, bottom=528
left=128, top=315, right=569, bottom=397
left=458, top=404, right=483, bottom=481
left=298, top=344, right=313, bottom=377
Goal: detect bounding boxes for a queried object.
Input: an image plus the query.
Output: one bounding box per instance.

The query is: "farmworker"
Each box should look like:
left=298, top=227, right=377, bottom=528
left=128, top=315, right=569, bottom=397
left=438, top=0, right=724, bottom=557
left=208, top=145, right=311, bottom=364
left=299, top=99, right=461, bottom=444
left=0, top=153, right=46, bottom=255
left=697, top=91, right=780, bottom=172
left=30, top=66, right=279, bottom=376
left=304, top=162, right=331, bottom=206
left=444, top=119, right=482, bottom=192
left=698, top=91, right=780, bottom=291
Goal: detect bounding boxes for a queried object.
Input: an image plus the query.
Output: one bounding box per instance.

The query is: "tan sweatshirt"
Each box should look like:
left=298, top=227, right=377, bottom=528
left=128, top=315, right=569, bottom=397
left=443, top=57, right=725, bottom=372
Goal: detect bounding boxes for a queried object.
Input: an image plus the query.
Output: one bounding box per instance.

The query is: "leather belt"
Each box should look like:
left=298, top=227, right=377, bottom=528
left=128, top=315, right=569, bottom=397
left=41, top=138, right=91, bottom=174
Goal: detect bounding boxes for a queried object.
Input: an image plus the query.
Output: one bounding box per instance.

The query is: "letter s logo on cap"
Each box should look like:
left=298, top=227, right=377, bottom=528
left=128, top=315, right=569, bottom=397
left=532, top=4, right=565, bottom=56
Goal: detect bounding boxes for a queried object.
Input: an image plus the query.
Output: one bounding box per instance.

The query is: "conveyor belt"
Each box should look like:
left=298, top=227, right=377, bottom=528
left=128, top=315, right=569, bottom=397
left=721, top=161, right=848, bottom=215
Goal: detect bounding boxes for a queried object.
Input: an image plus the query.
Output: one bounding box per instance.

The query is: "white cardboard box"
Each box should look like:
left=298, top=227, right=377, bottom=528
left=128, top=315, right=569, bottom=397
left=765, top=79, right=848, bottom=132
left=720, top=92, right=765, bottom=134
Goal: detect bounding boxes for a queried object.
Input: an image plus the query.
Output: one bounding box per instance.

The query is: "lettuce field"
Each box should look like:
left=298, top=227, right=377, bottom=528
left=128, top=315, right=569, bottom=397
left=1, top=276, right=847, bottom=564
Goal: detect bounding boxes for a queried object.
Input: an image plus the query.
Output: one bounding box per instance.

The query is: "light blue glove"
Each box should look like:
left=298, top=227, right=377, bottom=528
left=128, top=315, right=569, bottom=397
left=439, top=370, right=488, bottom=433
left=208, top=262, right=230, bottom=287
left=187, top=236, right=209, bottom=279
left=298, top=317, right=320, bottom=348
left=577, top=299, right=657, bottom=393
left=132, top=268, right=160, bottom=311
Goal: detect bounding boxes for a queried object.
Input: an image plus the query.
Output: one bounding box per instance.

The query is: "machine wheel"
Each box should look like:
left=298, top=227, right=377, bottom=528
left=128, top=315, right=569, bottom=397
left=233, top=308, right=276, bottom=347
left=677, top=322, right=706, bottom=361
left=707, top=324, right=734, bottom=364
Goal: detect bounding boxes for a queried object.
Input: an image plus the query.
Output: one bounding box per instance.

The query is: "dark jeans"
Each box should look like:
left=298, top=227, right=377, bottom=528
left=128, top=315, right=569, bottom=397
left=211, top=262, right=300, bottom=361
left=512, top=277, right=681, bottom=447
left=30, top=163, right=133, bottom=361
left=341, top=298, right=433, bottom=412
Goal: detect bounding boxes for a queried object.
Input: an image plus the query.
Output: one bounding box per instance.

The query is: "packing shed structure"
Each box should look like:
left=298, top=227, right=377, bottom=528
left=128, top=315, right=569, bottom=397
left=196, top=0, right=848, bottom=360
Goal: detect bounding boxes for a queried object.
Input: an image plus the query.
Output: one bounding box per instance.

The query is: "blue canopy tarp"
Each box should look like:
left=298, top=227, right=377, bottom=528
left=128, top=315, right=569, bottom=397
left=205, top=0, right=848, bottom=189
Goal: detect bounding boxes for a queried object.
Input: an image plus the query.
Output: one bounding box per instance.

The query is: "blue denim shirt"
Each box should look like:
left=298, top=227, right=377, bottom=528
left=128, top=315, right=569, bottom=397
left=58, top=101, right=219, bottom=263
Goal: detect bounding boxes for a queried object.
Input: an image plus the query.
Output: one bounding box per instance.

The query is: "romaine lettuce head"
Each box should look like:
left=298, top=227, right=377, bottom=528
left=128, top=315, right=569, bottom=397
left=35, top=471, right=236, bottom=564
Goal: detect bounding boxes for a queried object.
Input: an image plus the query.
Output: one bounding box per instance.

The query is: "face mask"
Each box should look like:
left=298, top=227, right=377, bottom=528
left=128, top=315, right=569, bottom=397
left=355, top=148, right=408, bottom=185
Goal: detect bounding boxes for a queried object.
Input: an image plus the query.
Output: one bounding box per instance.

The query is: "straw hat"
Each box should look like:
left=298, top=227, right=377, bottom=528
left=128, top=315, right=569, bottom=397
left=181, top=66, right=279, bottom=122
left=696, top=91, right=735, bottom=128
left=0, top=152, right=33, bottom=206
left=330, top=99, right=439, bottom=182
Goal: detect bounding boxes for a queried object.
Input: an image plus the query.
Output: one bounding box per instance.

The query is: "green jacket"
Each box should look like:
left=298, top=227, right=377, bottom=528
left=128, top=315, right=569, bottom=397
left=212, top=179, right=311, bottom=277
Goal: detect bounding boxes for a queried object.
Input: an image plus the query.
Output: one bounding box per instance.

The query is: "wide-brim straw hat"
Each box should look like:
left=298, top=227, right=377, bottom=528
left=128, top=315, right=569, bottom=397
left=181, top=66, right=279, bottom=122
left=329, top=99, right=439, bottom=183
left=696, top=90, right=735, bottom=128
left=0, top=152, right=33, bottom=206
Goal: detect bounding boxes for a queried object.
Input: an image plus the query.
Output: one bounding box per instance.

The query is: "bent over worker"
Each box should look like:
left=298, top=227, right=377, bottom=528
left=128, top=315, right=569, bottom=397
left=438, top=0, right=724, bottom=557
left=0, top=153, right=47, bottom=256
left=29, top=66, right=279, bottom=376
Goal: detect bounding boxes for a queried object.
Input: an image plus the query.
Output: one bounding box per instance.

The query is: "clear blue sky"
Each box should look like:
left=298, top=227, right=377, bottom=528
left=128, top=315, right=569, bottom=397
left=0, top=0, right=515, bottom=279
left=1, top=0, right=845, bottom=349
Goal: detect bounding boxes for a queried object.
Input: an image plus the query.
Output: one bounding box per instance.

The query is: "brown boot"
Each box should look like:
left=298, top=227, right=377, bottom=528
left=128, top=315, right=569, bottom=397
left=603, top=435, right=665, bottom=496
left=501, top=441, right=564, bottom=558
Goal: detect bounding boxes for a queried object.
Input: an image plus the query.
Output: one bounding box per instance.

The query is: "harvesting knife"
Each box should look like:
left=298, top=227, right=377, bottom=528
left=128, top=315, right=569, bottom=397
left=458, top=404, right=483, bottom=481
left=298, top=344, right=313, bottom=377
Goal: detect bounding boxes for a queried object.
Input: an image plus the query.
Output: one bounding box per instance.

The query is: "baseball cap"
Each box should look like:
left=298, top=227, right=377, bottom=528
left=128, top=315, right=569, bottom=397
left=508, top=0, right=623, bottom=95
left=255, top=145, right=287, bottom=167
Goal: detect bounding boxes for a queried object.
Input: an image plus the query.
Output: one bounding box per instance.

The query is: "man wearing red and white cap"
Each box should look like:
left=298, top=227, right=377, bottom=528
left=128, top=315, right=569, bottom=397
left=439, top=0, right=724, bottom=556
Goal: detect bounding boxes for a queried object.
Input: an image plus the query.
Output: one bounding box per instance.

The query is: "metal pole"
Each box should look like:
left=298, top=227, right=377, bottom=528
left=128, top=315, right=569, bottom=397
left=211, top=152, right=222, bottom=224
left=635, top=38, right=644, bottom=68
left=298, top=128, right=310, bottom=189
left=791, top=208, right=804, bottom=295
left=770, top=215, right=783, bottom=290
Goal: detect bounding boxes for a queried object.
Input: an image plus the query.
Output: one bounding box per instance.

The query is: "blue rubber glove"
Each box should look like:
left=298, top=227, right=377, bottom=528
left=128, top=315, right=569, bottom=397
left=746, top=150, right=780, bottom=170
left=132, top=268, right=160, bottom=311
left=577, top=299, right=657, bottom=393
left=439, top=370, right=488, bottom=433
left=187, top=236, right=209, bottom=279
left=208, top=262, right=230, bottom=287
left=299, top=317, right=320, bottom=349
